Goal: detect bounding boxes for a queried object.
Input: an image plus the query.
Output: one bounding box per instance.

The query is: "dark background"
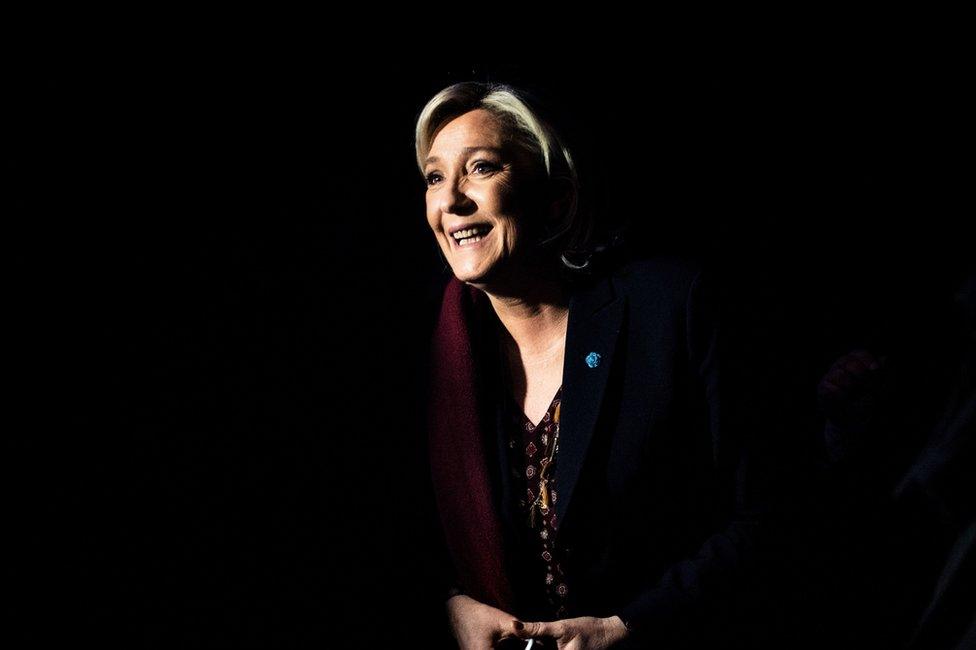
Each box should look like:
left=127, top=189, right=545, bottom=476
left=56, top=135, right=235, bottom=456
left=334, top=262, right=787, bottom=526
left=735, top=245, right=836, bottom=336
left=9, top=54, right=970, bottom=645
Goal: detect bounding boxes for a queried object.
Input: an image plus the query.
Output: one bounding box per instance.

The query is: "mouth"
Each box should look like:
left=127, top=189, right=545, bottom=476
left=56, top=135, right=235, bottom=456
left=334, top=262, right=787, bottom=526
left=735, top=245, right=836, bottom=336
left=449, top=223, right=494, bottom=249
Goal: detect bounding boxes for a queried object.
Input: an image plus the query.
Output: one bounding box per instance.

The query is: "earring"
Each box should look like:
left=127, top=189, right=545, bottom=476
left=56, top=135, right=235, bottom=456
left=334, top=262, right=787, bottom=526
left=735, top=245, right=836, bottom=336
left=560, top=251, right=591, bottom=270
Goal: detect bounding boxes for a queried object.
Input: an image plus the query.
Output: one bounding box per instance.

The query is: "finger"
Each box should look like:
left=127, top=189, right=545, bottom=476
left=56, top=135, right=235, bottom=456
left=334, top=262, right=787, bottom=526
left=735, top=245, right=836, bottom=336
left=845, top=348, right=875, bottom=361
left=841, top=355, right=876, bottom=377
left=497, top=618, right=523, bottom=641
left=817, top=378, right=844, bottom=401
left=848, top=349, right=882, bottom=369
left=826, top=367, right=857, bottom=391
left=513, top=620, right=556, bottom=639
left=829, top=349, right=878, bottom=377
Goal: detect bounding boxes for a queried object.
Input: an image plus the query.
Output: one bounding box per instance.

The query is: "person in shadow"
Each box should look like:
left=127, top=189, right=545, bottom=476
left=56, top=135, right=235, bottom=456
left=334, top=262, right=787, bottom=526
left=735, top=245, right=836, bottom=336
left=814, top=270, right=975, bottom=648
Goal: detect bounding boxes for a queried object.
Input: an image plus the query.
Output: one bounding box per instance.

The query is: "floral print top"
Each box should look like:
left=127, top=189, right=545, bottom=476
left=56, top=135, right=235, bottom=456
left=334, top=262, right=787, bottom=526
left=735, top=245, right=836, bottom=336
left=506, top=384, right=571, bottom=620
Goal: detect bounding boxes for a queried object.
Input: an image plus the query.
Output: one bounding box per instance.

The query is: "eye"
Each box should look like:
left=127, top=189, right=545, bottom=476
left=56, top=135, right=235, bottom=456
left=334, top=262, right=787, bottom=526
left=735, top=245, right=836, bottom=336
left=425, top=172, right=443, bottom=187
left=471, top=160, right=499, bottom=175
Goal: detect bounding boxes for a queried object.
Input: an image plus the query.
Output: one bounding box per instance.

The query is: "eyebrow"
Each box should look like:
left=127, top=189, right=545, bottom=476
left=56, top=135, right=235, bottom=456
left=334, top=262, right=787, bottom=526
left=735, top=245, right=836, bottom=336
left=424, top=146, right=504, bottom=168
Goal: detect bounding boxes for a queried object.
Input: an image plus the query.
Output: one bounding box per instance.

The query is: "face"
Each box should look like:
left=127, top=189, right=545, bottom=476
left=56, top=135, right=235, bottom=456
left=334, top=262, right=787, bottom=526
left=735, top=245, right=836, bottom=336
left=424, top=108, right=550, bottom=288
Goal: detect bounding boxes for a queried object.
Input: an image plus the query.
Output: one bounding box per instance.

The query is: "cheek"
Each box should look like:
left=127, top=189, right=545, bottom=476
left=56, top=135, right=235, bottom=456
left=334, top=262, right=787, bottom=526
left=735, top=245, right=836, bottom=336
left=488, top=176, right=522, bottom=213
left=424, top=203, right=439, bottom=231
left=495, top=190, right=543, bottom=247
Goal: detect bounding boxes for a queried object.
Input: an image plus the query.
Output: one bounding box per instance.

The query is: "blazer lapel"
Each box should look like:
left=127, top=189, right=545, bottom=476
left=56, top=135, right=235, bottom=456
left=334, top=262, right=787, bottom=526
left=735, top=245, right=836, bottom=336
left=555, top=272, right=626, bottom=533
left=484, top=272, right=626, bottom=545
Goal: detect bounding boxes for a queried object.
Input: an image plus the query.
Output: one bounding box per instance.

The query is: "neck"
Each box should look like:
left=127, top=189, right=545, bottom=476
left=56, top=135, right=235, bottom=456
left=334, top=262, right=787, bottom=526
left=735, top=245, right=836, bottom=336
left=483, top=274, right=569, bottom=360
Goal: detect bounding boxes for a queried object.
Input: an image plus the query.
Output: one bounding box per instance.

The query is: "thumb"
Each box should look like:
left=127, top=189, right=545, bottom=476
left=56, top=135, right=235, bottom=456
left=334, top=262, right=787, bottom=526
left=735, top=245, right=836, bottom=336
left=512, top=619, right=557, bottom=639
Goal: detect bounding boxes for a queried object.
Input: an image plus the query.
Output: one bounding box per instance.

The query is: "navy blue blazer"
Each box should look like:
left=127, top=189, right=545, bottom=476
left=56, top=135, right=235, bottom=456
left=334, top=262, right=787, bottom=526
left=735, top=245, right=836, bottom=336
left=426, top=255, right=767, bottom=648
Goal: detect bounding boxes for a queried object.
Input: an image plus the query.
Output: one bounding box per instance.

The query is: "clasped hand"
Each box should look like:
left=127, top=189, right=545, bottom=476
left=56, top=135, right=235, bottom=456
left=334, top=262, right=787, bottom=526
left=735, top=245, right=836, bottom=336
left=446, top=593, right=629, bottom=649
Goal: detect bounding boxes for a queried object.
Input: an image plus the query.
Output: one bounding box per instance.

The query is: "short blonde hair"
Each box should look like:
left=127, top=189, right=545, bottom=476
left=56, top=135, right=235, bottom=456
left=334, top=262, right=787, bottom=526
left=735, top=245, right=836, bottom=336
left=414, top=81, right=594, bottom=270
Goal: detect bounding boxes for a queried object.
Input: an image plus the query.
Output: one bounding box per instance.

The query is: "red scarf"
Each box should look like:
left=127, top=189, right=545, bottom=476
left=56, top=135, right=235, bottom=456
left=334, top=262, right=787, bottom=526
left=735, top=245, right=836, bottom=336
left=427, top=275, right=516, bottom=613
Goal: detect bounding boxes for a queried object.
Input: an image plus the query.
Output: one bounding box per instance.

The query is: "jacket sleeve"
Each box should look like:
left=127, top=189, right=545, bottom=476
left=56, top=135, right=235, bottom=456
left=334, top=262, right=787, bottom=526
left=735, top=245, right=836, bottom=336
left=613, top=269, right=769, bottom=647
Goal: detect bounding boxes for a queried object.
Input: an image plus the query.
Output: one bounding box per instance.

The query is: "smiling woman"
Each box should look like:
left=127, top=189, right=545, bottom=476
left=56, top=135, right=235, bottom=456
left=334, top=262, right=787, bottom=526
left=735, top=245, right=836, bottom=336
left=416, top=81, right=767, bottom=650
left=416, top=82, right=594, bottom=289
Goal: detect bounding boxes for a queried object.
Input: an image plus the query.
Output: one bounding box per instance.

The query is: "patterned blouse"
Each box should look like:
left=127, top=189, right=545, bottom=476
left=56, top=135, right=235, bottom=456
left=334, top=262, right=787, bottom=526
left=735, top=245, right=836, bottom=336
left=505, top=383, right=571, bottom=620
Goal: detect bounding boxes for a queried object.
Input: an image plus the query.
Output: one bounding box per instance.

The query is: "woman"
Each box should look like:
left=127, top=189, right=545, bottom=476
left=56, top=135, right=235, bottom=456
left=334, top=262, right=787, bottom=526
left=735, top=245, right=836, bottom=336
left=418, top=82, right=762, bottom=649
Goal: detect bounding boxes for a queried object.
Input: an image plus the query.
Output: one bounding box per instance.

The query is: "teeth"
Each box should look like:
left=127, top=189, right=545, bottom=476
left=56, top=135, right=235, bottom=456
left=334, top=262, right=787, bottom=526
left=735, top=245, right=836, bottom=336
left=458, top=235, right=484, bottom=246
left=452, top=226, right=491, bottom=240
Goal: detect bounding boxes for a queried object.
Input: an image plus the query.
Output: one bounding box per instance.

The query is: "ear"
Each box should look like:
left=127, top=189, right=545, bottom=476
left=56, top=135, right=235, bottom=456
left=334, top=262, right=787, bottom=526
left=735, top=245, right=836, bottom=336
left=545, top=177, right=574, bottom=225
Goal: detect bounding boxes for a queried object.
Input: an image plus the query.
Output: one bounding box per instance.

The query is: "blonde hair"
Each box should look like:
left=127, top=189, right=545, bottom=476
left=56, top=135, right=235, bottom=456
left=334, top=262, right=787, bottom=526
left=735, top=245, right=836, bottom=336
left=414, top=81, right=594, bottom=270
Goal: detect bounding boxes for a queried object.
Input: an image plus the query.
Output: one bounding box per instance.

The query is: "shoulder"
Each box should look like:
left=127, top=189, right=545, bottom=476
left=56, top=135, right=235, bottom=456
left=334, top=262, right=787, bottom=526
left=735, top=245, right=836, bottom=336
left=607, top=254, right=705, bottom=309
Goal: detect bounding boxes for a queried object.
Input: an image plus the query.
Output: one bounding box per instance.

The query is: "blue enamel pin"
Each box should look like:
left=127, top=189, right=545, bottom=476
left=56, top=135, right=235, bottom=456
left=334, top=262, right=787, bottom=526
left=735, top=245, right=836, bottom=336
left=585, top=352, right=602, bottom=368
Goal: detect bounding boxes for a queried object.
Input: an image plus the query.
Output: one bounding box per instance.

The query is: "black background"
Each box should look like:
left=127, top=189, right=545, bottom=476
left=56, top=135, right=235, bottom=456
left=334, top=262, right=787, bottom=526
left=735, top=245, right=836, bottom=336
left=9, top=53, right=970, bottom=646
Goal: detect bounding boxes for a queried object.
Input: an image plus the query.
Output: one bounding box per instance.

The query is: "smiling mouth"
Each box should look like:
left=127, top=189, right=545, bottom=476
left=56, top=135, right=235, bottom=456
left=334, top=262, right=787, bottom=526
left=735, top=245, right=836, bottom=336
left=451, top=224, right=493, bottom=248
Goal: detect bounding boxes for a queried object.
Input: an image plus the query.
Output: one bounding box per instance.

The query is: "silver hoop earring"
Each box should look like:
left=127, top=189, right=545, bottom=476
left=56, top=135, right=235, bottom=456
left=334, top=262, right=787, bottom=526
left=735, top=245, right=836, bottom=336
left=560, top=251, right=591, bottom=270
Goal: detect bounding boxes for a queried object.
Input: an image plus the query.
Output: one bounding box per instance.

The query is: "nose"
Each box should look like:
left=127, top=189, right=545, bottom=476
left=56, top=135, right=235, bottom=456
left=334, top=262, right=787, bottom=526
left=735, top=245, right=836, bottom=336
left=439, top=174, right=476, bottom=216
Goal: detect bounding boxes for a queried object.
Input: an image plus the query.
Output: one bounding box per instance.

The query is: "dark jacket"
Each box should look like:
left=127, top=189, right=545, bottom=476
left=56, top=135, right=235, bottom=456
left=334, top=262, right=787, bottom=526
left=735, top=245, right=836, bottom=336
left=423, top=255, right=771, bottom=648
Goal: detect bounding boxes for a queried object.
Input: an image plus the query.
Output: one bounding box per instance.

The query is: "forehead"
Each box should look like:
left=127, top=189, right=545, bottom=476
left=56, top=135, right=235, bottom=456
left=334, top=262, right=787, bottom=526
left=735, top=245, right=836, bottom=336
left=429, top=108, right=508, bottom=154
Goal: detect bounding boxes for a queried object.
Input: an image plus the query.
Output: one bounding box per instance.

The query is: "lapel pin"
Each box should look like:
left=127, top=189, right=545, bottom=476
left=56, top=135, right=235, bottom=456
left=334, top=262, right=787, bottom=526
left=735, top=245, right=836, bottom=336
left=585, top=351, right=602, bottom=368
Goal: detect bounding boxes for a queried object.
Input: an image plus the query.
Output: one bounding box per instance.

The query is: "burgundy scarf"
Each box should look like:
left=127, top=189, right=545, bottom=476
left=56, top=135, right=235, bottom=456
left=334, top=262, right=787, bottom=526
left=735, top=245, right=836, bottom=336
left=427, top=275, right=516, bottom=612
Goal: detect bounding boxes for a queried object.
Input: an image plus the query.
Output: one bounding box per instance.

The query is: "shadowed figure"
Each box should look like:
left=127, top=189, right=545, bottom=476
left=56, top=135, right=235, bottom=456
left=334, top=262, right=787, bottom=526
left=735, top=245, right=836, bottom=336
left=815, top=270, right=975, bottom=649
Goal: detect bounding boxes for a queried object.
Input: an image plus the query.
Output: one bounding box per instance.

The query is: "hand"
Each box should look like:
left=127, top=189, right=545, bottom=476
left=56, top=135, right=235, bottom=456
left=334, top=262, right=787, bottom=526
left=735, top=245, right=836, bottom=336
left=817, top=349, right=888, bottom=462
left=510, top=615, right=630, bottom=649
left=445, top=593, right=523, bottom=649
left=817, top=349, right=887, bottom=426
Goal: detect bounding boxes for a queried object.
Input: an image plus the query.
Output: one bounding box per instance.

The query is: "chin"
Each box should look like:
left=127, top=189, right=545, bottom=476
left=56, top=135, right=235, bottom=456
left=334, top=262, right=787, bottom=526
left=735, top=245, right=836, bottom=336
left=452, top=269, right=489, bottom=286
left=450, top=260, right=497, bottom=286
